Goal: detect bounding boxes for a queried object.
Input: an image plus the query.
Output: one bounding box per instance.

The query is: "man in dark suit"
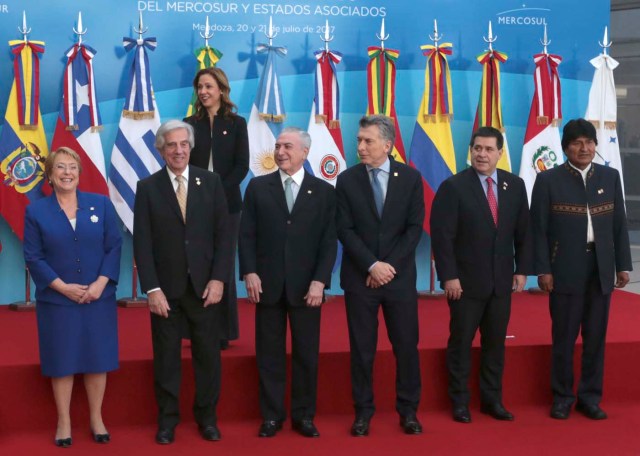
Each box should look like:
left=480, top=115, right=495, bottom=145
left=531, top=118, right=631, bottom=420
left=133, top=120, right=231, bottom=444
left=431, top=126, right=532, bottom=424
left=336, top=115, right=425, bottom=436
left=239, top=127, right=337, bottom=438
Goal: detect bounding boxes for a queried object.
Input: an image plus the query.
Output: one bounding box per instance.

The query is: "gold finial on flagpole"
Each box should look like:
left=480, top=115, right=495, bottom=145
left=73, top=12, right=87, bottom=45
left=429, top=19, right=442, bottom=49
left=376, top=18, right=389, bottom=50
left=540, top=24, right=551, bottom=55
left=320, top=19, right=333, bottom=52
left=265, top=16, right=277, bottom=46
left=134, top=10, right=148, bottom=43
left=483, top=21, right=497, bottom=52
left=200, top=16, right=214, bottom=47
left=19, top=11, right=31, bottom=43
left=599, top=26, right=612, bottom=56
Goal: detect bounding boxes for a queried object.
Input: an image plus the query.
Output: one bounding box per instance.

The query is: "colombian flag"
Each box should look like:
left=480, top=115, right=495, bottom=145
left=0, top=40, right=48, bottom=240
left=408, top=43, right=456, bottom=234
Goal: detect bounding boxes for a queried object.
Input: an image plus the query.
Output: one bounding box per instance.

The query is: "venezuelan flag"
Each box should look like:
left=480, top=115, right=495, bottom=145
left=408, top=44, right=456, bottom=234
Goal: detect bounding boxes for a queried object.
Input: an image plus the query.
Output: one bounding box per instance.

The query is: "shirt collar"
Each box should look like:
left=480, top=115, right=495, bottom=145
left=366, top=157, right=391, bottom=174
left=167, top=166, right=189, bottom=183
left=279, top=167, right=305, bottom=187
left=567, top=160, right=592, bottom=179
left=475, top=169, right=499, bottom=185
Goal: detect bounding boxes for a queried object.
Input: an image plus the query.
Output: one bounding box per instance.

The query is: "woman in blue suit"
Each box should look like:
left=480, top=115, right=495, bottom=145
left=23, top=147, right=122, bottom=447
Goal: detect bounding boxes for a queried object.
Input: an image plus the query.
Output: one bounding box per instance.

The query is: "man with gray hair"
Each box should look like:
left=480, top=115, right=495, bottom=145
left=134, top=119, right=231, bottom=444
left=239, top=127, right=337, bottom=438
left=336, top=115, right=425, bottom=436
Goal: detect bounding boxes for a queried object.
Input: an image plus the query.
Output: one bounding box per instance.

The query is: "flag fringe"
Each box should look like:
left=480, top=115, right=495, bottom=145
left=65, top=125, right=79, bottom=131
left=19, top=125, right=38, bottom=131
left=537, top=116, right=549, bottom=125
left=315, top=114, right=327, bottom=124
left=91, top=125, right=104, bottom=133
left=551, top=118, right=562, bottom=127
left=329, top=119, right=341, bottom=129
left=122, top=109, right=155, bottom=120
left=259, top=113, right=286, bottom=123
left=423, top=114, right=453, bottom=123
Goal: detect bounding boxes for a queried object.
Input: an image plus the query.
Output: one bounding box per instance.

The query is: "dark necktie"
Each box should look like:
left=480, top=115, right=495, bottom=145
left=370, top=168, right=384, bottom=217
left=486, top=176, right=498, bottom=226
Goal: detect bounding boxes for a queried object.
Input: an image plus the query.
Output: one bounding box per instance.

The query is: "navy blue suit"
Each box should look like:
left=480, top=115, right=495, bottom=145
left=24, top=192, right=122, bottom=377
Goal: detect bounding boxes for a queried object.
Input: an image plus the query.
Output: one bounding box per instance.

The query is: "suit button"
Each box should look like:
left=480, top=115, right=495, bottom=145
left=287, top=220, right=291, bottom=225
left=76, top=258, right=80, bottom=262
left=74, top=237, right=78, bottom=241
left=77, top=269, right=81, bottom=273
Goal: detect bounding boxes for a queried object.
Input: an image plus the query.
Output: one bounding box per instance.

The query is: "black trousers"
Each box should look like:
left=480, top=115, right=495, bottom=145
left=550, top=251, right=610, bottom=407
left=345, top=288, right=421, bottom=419
left=150, top=283, right=221, bottom=429
left=446, top=293, right=511, bottom=406
left=255, top=292, right=321, bottom=422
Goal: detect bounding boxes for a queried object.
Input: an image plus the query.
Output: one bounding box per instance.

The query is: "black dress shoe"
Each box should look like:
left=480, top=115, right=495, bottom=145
left=350, top=417, right=370, bottom=437
left=399, top=415, right=423, bottom=434
left=54, top=437, right=72, bottom=448
left=199, top=424, right=221, bottom=441
left=550, top=403, right=571, bottom=420
left=292, top=419, right=320, bottom=437
left=258, top=420, right=283, bottom=437
left=452, top=405, right=472, bottom=423
left=480, top=403, right=514, bottom=421
left=575, top=403, right=607, bottom=420
left=155, top=428, right=175, bottom=445
left=92, top=431, right=111, bottom=443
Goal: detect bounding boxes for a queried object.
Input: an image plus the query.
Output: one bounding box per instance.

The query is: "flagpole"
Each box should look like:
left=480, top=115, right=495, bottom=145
left=9, top=267, right=35, bottom=311
left=118, top=258, right=147, bottom=307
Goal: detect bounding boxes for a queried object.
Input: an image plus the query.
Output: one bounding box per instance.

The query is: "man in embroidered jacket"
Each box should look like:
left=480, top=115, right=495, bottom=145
left=531, top=118, right=632, bottom=421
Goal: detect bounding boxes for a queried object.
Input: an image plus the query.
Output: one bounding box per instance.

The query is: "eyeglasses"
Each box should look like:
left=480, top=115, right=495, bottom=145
left=55, top=164, right=79, bottom=172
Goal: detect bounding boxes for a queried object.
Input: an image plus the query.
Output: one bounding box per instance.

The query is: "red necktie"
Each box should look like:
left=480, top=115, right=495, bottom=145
left=486, top=177, right=498, bottom=226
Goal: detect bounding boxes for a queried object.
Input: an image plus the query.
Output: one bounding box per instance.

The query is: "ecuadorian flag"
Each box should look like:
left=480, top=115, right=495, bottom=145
left=408, top=44, right=456, bottom=234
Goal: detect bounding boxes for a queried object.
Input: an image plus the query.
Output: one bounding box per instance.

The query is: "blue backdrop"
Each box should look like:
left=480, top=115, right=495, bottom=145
left=0, top=0, right=610, bottom=302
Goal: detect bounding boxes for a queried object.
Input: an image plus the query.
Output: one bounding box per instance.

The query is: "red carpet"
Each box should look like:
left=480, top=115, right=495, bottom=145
left=2, top=291, right=640, bottom=454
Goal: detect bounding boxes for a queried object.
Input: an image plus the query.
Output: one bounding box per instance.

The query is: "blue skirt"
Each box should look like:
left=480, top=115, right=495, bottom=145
left=36, top=298, right=119, bottom=377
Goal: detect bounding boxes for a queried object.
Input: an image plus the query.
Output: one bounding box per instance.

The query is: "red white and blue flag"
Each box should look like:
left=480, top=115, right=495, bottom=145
left=306, top=49, right=346, bottom=186
left=50, top=42, right=108, bottom=195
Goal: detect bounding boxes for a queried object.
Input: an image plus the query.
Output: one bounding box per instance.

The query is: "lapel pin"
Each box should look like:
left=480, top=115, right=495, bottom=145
left=196, top=177, right=201, bottom=186
left=223, top=130, right=228, bottom=135
left=393, top=172, right=398, bottom=177
left=598, top=188, right=603, bottom=194
left=308, top=190, right=312, bottom=194
left=90, top=207, right=95, bottom=211
left=90, top=215, right=99, bottom=223
left=502, top=182, right=508, bottom=190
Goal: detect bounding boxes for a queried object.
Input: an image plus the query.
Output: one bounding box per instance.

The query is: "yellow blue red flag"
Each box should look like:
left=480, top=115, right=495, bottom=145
left=0, top=39, right=48, bottom=240
left=186, top=46, right=223, bottom=117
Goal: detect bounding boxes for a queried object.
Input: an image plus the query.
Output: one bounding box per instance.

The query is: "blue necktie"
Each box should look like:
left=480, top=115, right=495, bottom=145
left=370, top=168, right=384, bottom=217
left=284, top=177, right=294, bottom=213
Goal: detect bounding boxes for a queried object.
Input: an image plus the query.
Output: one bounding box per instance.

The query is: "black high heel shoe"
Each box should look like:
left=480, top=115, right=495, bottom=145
left=54, top=437, right=72, bottom=448
left=92, top=431, right=111, bottom=444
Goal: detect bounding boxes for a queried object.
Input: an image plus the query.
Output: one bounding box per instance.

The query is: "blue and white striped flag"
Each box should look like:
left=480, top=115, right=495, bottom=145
left=108, top=36, right=162, bottom=233
left=248, top=43, right=287, bottom=176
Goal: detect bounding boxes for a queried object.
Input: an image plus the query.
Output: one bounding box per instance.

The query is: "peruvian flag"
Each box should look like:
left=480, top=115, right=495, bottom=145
left=306, top=49, right=346, bottom=186
left=519, top=53, right=564, bottom=203
left=50, top=43, right=108, bottom=195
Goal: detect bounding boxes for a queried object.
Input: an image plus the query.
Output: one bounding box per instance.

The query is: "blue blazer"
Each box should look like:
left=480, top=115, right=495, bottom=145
left=23, top=191, right=122, bottom=306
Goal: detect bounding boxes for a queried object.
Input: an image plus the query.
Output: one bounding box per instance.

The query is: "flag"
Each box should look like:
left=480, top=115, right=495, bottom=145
left=247, top=42, right=287, bottom=176
left=408, top=42, right=457, bottom=234
left=519, top=53, right=564, bottom=202
left=468, top=49, right=512, bottom=171
left=108, top=36, right=163, bottom=233
left=185, top=45, right=223, bottom=117
left=50, top=42, right=108, bottom=196
left=306, top=49, right=346, bottom=186
left=366, top=46, right=407, bottom=163
left=585, top=53, right=624, bottom=194
left=0, top=39, right=48, bottom=240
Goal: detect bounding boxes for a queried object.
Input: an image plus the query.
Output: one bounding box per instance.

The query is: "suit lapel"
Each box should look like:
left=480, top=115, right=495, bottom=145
left=356, top=164, right=379, bottom=219
left=467, top=169, right=496, bottom=230
left=185, top=167, right=200, bottom=222
left=157, top=167, right=184, bottom=222
left=384, top=160, right=403, bottom=219
left=267, top=171, right=289, bottom=216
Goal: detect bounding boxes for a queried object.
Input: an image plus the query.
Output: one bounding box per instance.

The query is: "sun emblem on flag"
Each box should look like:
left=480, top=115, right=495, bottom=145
left=252, top=148, right=278, bottom=175
left=1, top=142, right=47, bottom=193
left=320, top=154, right=340, bottom=180
left=531, top=146, right=560, bottom=174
